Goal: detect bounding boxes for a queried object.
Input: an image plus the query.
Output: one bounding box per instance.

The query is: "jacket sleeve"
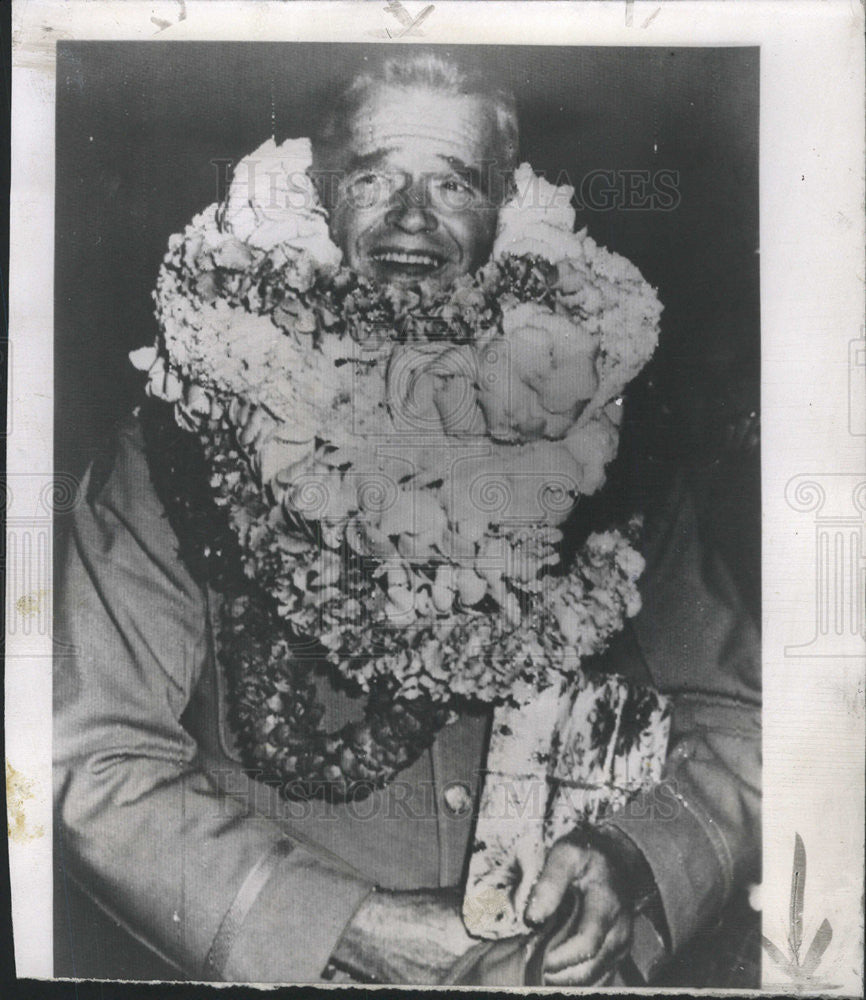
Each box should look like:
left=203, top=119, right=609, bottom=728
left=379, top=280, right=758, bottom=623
left=602, top=477, right=761, bottom=979
left=54, top=418, right=372, bottom=983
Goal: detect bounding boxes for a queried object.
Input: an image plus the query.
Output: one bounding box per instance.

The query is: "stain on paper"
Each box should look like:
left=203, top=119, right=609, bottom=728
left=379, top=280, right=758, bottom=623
left=6, top=762, right=45, bottom=842
left=462, top=886, right=510, bottom=926
left=369, top=1, right=435, bottom=39
left=16, top=590, right=48, bottom=619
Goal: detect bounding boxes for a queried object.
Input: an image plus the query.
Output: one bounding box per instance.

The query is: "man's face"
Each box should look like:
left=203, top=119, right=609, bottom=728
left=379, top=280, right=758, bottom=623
left=327, top=86, right=501, bottom=289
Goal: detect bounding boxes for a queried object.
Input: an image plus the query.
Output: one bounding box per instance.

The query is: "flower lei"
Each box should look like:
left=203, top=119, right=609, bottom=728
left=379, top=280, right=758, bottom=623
left=133, top=138, right=662, bottom=801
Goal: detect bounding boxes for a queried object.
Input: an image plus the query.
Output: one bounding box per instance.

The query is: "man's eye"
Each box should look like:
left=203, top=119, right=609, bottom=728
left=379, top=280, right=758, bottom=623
left=344, top=172, right=392, bottom=207
left=432, top=176, right=480, bottom=208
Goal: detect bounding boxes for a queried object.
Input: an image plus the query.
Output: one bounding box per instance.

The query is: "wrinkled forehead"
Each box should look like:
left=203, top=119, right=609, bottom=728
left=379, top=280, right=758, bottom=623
left=346, top=85, right=499, bottom=168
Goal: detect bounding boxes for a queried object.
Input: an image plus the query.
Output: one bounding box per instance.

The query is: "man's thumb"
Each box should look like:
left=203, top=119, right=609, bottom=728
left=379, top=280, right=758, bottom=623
left=524, top=846, right=577, bottom=926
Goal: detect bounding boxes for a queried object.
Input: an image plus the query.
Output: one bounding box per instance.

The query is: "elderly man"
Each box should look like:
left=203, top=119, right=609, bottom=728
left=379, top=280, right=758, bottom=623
left=55, top=53, right=760, bottom=986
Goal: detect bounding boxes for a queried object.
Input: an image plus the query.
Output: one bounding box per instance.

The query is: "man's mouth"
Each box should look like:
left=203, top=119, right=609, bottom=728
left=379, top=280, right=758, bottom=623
left=369, top=248, right=447, bottom=280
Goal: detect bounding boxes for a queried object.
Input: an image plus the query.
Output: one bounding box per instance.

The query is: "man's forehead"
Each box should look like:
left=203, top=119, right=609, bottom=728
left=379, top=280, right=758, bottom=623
left=346, top=86, right=496, bottom=164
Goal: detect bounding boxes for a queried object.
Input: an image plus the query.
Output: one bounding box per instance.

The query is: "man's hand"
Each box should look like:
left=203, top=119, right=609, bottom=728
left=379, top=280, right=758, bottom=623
left=331, top=887, right=478, bottom=984
left=524, top=833, right=638, bottom=986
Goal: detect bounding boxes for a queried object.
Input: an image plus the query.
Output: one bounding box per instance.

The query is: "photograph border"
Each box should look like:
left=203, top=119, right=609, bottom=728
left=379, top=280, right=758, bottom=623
left=7, top=1, right=865, bottom=994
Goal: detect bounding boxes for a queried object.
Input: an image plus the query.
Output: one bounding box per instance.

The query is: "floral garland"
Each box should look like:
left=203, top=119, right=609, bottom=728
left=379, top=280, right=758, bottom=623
left=133, top=138, right=663, bottom=800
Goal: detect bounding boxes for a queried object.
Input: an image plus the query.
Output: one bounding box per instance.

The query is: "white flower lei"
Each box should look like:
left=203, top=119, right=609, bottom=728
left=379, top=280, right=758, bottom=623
left=133, top=139, right=662, bottom=709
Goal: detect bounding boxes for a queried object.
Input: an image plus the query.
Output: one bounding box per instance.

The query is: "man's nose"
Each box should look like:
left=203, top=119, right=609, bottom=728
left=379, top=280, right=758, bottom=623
left=385, top=180, right=437, bottom=234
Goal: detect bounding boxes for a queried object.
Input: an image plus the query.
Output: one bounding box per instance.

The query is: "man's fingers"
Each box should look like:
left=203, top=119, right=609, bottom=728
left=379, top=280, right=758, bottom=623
left=524, top=843, right=588, bottom=926
left=543, top=917, right=631, bottom=986
left=543, top=881, right=615, bottom=973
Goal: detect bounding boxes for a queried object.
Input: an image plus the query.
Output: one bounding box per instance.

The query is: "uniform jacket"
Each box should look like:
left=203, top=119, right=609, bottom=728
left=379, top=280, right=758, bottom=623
left=54, top=415, right=761, bottom=983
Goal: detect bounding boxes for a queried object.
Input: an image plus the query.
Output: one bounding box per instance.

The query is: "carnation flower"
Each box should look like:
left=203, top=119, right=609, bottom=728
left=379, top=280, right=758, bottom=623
left=385, top=343, right=484, bottom=438
left=493, top=163, right=576, bottom=263
left=475, top=302, right=598, bottom=442
left=219, top=137, right=342, bottom=271
left=561, top=409, right=620, bottom=495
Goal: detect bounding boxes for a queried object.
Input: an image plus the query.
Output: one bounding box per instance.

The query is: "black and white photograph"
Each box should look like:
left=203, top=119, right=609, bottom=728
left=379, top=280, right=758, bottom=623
left=52, top=39, right=761, bottom=987
left=5, top=2, right=864, bottom=995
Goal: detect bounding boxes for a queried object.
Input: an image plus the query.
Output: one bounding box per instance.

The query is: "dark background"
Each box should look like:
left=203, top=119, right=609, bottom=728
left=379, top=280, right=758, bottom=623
left=47, top=42, right=760, bottom=989
left=55, top=41, right=760, bottom=604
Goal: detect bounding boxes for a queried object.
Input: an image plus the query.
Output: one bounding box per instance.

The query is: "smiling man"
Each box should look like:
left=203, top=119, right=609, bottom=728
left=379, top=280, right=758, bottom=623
left=55, top=51, right=760, bottom=989
left=312, top=55, right=513, bottom=289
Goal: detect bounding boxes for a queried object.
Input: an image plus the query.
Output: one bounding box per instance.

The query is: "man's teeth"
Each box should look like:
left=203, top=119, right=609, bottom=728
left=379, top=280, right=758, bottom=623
left=373, top=251, right=441, bottom=267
